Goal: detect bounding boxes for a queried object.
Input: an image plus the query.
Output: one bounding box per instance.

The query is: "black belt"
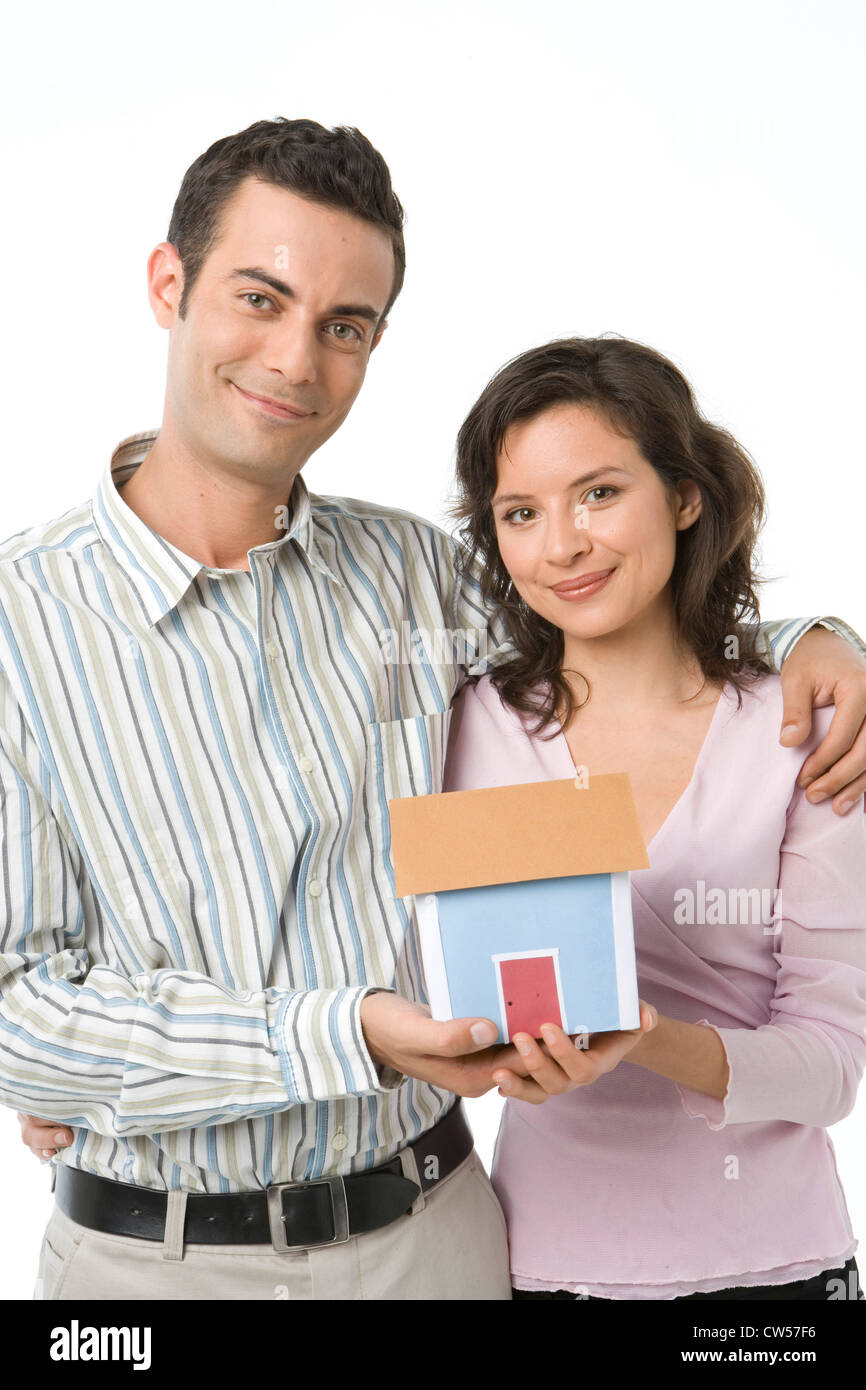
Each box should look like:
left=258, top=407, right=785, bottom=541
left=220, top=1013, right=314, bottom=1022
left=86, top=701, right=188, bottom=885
left=54, top=1100, right=472, bottom=1252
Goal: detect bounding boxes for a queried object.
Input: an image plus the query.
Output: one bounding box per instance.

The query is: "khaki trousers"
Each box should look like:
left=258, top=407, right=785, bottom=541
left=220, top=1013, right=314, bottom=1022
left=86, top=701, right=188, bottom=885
left=34, top=1151, right=512, bottom=1301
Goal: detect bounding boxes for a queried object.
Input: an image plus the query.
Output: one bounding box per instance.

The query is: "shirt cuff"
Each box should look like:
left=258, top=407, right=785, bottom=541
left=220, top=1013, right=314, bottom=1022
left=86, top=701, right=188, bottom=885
left=814, top=616, right=866, bottom=660
left=675, top=1019, right=732, bottom=1130
left=760, top=615, right=866, bottom=670
left=360, top=988, right=405, bottom=1090
left=270, top=986, right=402, bottom=1104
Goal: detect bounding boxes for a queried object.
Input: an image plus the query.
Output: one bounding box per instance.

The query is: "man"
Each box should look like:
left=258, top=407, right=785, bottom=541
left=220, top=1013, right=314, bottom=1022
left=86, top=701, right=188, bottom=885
left=4, top=118, right=866, bottom=1301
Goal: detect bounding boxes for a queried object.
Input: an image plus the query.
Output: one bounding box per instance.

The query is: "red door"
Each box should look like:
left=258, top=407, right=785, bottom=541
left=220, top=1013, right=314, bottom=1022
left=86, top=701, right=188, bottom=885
left=496, top=952, right=564, bottom=1040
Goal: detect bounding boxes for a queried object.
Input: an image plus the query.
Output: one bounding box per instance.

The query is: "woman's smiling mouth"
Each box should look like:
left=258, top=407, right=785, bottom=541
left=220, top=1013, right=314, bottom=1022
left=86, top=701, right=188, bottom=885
left=550, top=568, right=615, bottom=600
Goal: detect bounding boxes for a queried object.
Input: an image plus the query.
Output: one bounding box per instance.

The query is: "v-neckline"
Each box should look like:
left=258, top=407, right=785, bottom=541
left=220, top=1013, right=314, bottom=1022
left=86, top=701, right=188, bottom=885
left=548, top=680, right=733, bottom=858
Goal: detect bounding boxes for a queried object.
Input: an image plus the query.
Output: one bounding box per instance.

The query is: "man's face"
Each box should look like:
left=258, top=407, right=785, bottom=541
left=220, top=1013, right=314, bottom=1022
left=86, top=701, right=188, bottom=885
left=151, top=176, right=395, bottom=482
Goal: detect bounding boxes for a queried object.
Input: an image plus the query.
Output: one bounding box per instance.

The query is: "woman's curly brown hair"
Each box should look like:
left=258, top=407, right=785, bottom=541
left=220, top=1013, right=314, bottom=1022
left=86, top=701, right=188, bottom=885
left=450, top=336, right=771, bottom=735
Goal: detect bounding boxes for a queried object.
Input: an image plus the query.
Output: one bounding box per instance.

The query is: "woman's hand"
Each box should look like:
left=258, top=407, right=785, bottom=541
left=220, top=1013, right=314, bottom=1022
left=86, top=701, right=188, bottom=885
left=491, top=1002, right=658, bottom=1104
left=16, top=1113, right=72, bottom=1161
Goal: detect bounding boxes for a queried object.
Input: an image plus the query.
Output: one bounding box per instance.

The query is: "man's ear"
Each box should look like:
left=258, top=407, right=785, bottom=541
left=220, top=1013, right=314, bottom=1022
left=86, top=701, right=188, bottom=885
left=370, top=319, right=388, bottom=353
left=147, top=241, right=184, bottom=329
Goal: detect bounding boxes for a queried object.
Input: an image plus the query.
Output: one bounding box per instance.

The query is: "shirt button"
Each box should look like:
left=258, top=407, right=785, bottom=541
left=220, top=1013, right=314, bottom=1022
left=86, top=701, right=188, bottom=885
left=308, top=879, right=323, bottom=898
left=332, top=1132, right=348, bottom=1151
left=298, top=756, right=314, bottom=773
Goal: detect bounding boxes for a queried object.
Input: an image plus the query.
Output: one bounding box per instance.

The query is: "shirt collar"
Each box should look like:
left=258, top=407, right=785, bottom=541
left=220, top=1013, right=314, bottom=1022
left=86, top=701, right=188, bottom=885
left=92, top=430, right=340, bottom=628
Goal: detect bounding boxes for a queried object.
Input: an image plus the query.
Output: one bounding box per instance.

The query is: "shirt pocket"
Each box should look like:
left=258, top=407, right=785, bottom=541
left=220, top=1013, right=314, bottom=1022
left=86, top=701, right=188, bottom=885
left=364, top=709, right=453, bottom=806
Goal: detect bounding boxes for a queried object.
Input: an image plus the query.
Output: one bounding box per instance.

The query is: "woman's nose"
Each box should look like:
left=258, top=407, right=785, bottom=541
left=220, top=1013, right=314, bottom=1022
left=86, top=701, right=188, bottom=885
left=545, top=507, right=591, bottom=564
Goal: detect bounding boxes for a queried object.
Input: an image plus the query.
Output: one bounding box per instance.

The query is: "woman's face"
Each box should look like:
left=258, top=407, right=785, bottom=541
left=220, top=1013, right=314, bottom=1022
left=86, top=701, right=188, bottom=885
left=491, top=402, right=702, bottom=645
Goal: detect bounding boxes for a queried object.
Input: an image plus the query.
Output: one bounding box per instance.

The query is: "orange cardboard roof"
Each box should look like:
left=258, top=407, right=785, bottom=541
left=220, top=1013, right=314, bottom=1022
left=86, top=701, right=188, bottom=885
left=388, top=774, right=649, bottom=897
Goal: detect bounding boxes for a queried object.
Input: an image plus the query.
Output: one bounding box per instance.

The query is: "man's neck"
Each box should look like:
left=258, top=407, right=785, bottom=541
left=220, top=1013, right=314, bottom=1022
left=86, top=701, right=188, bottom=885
left=117, top=429, right=298, bottom=572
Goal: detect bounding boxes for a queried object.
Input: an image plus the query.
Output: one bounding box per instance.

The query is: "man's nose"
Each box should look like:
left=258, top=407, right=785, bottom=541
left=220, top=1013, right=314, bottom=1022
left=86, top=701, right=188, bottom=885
left=266, top=319, right=319, bottom=386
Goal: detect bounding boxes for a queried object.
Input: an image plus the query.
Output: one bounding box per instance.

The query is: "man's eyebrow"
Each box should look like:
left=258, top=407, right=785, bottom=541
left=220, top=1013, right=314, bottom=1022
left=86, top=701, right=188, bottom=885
left=227, top=268, right=382, bottom=324
left=493, top=468, right=628, bottom=506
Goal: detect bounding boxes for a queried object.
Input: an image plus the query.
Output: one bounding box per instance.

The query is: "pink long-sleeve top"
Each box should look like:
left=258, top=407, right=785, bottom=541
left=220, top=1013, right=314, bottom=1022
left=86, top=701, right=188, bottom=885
left=443, top=672, right=866, bottom=1298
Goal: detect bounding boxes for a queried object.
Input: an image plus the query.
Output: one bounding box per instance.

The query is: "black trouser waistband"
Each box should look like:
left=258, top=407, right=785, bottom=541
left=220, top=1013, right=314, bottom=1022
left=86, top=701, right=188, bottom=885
left=54, top=1099, right=473, bottom=1251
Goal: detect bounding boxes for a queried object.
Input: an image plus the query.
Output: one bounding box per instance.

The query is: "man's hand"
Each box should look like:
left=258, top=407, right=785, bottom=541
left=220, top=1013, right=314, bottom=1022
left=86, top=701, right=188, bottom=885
left=361, top=992, right=529, bottom=1097
left=16, top=1113, right=72, bottom=1160
left=779, top=627, right=866, bottom=813
left=489, top=1003, right=658, bottom=1104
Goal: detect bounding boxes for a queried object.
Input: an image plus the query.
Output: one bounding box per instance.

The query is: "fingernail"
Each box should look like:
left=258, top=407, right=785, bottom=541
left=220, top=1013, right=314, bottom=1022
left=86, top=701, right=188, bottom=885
left=514, top=1038, right=532, bottom=1056
left=780, top=724, right=799, bottom=743
left=470, top=1022, right=497, bottom=1045
left=798, top=775, right=814, bottom=787
left=807, top=787, right=827, bottom=803
left=497, top=1076, right=513, bottom=1092
left=41, top=1149, right=53, bottom=1159
left=838, top=799, right=854, bottom=814
left=540, top=1027, right=556, bottom=1045
left=54, top=1133, right=67, bottom=1145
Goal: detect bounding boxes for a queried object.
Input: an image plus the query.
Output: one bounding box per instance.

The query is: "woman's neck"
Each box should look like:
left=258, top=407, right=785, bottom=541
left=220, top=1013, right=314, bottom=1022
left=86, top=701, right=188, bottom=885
left=560, top=607, right=716, bottom=720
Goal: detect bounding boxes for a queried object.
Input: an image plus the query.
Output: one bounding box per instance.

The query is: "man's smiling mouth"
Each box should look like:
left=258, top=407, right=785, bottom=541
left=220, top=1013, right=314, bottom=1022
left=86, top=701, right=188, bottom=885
left=230, top=382, right=314, bottom=420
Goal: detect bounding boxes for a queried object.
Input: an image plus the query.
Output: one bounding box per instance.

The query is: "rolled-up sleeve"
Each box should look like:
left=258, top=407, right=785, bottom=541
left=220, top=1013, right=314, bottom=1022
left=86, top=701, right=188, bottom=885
left=757, top=614, right=866, bottom=667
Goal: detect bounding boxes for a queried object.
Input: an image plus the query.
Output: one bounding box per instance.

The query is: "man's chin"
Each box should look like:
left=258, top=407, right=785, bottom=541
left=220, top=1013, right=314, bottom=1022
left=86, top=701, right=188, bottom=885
left=191, top=424, right=301, bottom=477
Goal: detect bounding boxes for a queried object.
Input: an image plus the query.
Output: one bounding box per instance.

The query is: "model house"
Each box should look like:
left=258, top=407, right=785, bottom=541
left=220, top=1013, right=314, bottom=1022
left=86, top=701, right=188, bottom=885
left=388, top=774, right=649, bottom=1043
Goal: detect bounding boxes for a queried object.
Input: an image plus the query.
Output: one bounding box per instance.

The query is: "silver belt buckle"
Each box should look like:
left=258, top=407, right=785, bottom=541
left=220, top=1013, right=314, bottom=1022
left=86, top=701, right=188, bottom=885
left=266, top=1176, right=350, bottom=1252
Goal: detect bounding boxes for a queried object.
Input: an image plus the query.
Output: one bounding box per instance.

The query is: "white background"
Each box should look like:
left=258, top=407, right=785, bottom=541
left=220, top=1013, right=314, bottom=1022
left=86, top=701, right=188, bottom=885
left=1, top=0, right=864, bottom=1300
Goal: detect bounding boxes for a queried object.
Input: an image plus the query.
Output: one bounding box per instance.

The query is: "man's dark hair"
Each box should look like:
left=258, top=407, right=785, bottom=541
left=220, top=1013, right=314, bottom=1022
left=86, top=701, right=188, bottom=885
left=166, top=117, right=405, bottom=322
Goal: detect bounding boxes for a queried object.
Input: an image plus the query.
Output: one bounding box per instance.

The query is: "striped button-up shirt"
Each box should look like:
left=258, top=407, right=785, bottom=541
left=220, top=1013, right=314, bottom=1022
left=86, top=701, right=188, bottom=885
left=0, top=430, right=858, bottom=1192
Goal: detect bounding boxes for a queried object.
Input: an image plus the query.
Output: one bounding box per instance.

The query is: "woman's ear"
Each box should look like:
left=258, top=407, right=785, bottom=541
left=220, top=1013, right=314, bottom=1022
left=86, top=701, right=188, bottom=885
left=673, top=479, right=702, bottom=531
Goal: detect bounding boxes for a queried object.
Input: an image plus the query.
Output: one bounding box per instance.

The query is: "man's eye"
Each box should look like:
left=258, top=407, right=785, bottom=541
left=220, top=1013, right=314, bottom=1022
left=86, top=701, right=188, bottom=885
left=327, top=323, right=362, bottom=343
left=241, top=292, right=275, bottom=310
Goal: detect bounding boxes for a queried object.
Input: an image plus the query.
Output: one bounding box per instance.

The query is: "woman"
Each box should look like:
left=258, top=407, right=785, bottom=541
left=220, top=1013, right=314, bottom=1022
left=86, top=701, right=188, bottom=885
left=443, top=335, right=866, bottom=1300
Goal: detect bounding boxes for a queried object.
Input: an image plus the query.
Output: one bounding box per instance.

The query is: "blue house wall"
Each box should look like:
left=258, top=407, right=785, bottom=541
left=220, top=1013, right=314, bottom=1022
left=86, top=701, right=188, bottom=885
left=435, top=873, right=623, bottom=1037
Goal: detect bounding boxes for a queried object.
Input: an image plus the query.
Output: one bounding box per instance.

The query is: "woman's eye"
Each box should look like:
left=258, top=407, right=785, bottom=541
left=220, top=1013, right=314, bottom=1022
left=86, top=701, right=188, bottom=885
left=504, top=508, right=537, bottom=525
left=241, top=292, right=274, bottom=310
left=586, top=486, right=617, bottom=503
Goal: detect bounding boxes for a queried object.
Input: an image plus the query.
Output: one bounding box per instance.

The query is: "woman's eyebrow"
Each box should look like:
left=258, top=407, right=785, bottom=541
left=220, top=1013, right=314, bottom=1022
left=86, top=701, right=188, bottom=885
left=493, top=468, right=627, bottom=505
